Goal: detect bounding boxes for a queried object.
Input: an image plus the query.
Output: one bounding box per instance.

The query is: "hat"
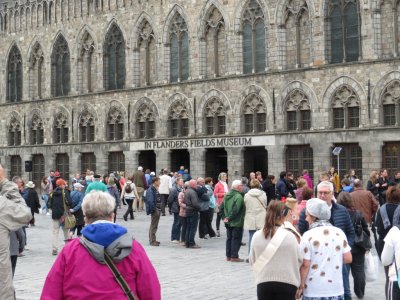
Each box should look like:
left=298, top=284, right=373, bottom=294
left=54, top=171, right=60, bottom=177
left=108, top=178, right=116, bottom=186
left=94, top=174, right=101, bottom=179
left=26, top=181, right=35, bottom=188
left=73, top=182, right=84, bottom=189
left=56, top=178, right=65, bottom=187
left=306, top=198, right=331, bottom=220
left=138, top=166, right=143, bottom=171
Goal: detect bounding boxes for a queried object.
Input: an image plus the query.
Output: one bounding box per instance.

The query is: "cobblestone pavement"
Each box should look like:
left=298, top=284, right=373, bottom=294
left=14, top=207, right=386, bottom=300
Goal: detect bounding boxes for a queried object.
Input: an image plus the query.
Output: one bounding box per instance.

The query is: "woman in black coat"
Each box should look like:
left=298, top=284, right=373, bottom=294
left=337, top=192, right=370, bottom=299
left=25, top=181, right=41, bottom=226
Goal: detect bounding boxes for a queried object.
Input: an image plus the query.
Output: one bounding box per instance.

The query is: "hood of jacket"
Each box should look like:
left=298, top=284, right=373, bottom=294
left=246, top=188, right=264, bottom=198
left=80, top=221, right=133, bottom=263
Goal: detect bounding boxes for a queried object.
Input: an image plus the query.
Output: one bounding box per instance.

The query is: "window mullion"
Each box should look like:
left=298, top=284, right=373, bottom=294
left=394, top=7, right=399, bottom=57
left=341, top=6, right=346, bottom=62
left=252, top=26, right=256, bottom=73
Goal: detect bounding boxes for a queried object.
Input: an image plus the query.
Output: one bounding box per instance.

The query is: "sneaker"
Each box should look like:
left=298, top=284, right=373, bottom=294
left=240, top=242, right=246, bottom=246
left=24, top=246, right=30, bottom=251
left=230, top=258, right=244, bottom=262
left=171, top=240, right=179, bottom=244
left=216, top=230, right=220, bottom=237
left=46, top=212, right=51, bottom=216
left=52, top=249, right=58, bottom=256
left=226, top=257, right=231, bottom=261
left=199, top=237, right=208, bottom=240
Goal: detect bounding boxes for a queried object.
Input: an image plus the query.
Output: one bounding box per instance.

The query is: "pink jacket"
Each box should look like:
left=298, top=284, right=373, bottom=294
left=214, top=181, right=228, bottom=206
left=41, top=239, right=161, bottom=300
left=302, top=174, right=313, bottom=189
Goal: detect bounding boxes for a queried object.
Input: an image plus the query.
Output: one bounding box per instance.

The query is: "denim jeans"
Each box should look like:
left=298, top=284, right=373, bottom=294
left=171, top=213, right=182, bottom=241
left=248, top=230, right=256, bottom=254
left=226, top=226, right=243, bottom=259
left=342, top=263, right=351, bottom=300
left=180, top=217, right=187, bottom=242
left=186, top=212, right=199, bottom=247
left=41, top=194, right=49, bottom=213
left=124, top=198, right=134, bottom=219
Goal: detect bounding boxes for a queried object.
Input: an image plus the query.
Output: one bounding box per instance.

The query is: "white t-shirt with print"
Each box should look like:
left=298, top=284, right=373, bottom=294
left=383, top=226, right=400, bottom=282
left=300, top=225, right=351, bottom=298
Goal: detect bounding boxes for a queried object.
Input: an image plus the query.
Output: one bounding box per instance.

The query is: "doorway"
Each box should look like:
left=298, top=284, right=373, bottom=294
left=138, top=150, right=156, bottom=172
left=205, top=148, right=228, bottom=183
left=243, top=147, right=268, bottom=179
left=170, top=149, right=190, bottom=173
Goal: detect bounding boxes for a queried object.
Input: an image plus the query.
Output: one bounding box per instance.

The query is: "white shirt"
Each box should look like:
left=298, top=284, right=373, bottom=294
left=300, top=225, right=351, bottom=298
left=382, top=226, right=400, bottom=281
left=159, top=175, right=172, bottom=195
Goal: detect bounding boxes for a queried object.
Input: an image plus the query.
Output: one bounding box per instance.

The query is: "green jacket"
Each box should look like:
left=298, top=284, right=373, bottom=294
left=221, top=189, right=245, bottom=228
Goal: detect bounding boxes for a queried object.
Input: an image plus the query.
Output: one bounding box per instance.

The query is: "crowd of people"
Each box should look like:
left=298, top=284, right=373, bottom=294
left=2, top=161, right=400, bottom=300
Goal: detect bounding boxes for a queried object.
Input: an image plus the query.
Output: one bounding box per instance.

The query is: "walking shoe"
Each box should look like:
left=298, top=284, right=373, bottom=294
left=189, top=244, right=201, bottom=249
left=52, top=249, right=58, bottom=256
left=226, top=257, right=231, bottom=261
left=46, top=212, right=51, bottom=216
left=240, top=242, right=246, bottom=246
left=230, top=258, right=244, bottom=262
left=123, top=215, right=128, bottom=221
left=171, top=240, right=179, bottom=244
left=199, top=237, right=208, bottom=240
left=216, top=230, right=220, bottom=237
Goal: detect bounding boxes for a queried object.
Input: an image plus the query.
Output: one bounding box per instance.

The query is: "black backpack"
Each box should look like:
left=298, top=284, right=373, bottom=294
left=125, top=184, right=132, bottom=194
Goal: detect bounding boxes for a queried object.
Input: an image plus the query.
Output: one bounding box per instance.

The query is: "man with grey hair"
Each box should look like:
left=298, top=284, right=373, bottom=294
left=184, top=179, right=201, bottom=248
left=220, top=179, right=245, bottom=262
left=351, top=179, right=379, bottom=224
left=0, top=163, right=32, bottom=299
left=298, top=180, right=355, bottom=300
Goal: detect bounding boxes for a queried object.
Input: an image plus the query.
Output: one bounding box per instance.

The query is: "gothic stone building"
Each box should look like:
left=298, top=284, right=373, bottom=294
left=0, top=0, right=399, bottom=186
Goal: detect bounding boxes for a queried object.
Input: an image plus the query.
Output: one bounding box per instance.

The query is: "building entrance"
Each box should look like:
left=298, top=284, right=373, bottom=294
left=138, top=150, right=156, bottom=172
left=170, top=149, right=190, bottom=173
left=205, top=148, right=228, bottom=183
left=243, top=147, right=268, bottom=178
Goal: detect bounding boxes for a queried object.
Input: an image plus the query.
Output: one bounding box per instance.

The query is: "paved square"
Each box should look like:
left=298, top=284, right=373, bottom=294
left=14, top=208, right=385, bottom=300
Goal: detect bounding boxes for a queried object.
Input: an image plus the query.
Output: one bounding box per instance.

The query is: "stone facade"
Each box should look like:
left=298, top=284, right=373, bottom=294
left=0, top=0, right=399, bottom=185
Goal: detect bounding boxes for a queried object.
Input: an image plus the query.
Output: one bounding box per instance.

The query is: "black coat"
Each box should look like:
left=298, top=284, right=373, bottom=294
left=262, top=180, right=276, bottom=203
left=348, top=209, right=370, bottom=254
left=26, top=188, right=41, bottom=214
left=49, top=188, right=72, bottom=220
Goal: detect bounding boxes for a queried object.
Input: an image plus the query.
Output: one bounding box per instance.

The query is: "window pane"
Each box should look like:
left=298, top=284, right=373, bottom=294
left=108, top=152, right=125, bottom=173
left=218, top=116, right=226, bottom=135
left=148, top=121, right=155, bottom=138
left=206, top=117, right=214, bottom=135
left=32, top=154, right=45, bottom=187
left=63, top=127, right=69, bottom=143
left=348, top=106, right=359, bottom=128
left=116, top=43, right=126, bottom=89
left=244, top=114, right=253, bottom=133
left=332, top=144, right=362, bottom=179
left=108, top=44, right=116, bottom=90
left=383, top=143, right=400, bottom=176
left=331, top=6, right=343, bottom=63
left=181, top=32, right=189, bottom=81
left=383, top=104, right=396, bottom=126
left=117, top=123, right=123, bottom=140
left=170, top=34, right=179, bottom=82
left=138, top=122, right=145, bottom=138
left=344, top=3, right=359, bottom=62
left=333, top=108, right=345, bottom=128
left=287, top=111, right=297, bottom=131
left=171, top=119, right=178, bottom=137
left=55, top=154, right=69, bottom=181
left=81, top=153, right=96, bottom=174
left=254, top=21, right=265, bottom=73
left=243, top=22, right=252, bottom=74
left=89, top=126, right=95, bottom=141
left=286, top=146, right=314, bottom=179
left=301, top=110, right=311, bottom=130
left=181, top=118, right=189, bottom=136
left=257, top=113, right=266, bottom=132
left=10, top=155, right=22, bottom=179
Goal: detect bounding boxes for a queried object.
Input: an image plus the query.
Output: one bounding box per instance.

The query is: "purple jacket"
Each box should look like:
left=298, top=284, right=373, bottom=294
left=303, top=174, right=313, bottom=189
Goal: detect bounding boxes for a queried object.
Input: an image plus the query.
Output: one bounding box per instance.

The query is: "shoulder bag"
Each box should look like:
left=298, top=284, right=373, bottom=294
left=104, top=252, right=136, bottom=300
left=252, top=227, right=288, bottom=273
left=353, top=212, right=372, bottom=251
left=63, top=191, right=76, bottom=229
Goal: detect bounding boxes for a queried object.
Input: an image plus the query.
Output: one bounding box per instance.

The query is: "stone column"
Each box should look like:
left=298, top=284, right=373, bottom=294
left=70, top=151, right=81, bottom=176
left=265, top=145, right=285, bottom=178
left=124, top=150, right=139, bottom=175
left=359, top=140, right=383, bottom=183
left=188, top=148, right=206, bottom=179
left=21, top=153, right=32, bottom=182
left=155, top=149, right=170, bottom=174
left=226, top=147, right=243, bottom=182
left=95, top=150, right=108, bottom=176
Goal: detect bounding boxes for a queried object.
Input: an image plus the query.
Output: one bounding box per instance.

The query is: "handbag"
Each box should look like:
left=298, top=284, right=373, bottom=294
left=353, top=213, right=372, bottom=250
left=104, top=252, right=136, bottom=300
left=63, top=191, right=76, bottom=229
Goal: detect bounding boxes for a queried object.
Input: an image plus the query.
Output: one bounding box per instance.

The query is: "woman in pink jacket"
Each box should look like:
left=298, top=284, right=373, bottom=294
left=214, top=172, right=229, bottom=237
left=41, top=191, right=161, bottom=300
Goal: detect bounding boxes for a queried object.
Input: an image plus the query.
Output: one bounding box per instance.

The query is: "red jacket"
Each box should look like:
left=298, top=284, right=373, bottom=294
left=214, top=181, right=228, bottom=206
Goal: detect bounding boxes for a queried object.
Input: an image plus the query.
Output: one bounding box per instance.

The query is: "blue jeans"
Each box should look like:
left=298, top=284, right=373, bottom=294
left=171, top=213, right=182, bottom=241
left=248, top=230, right=256, bottom=254
left=342, top=263, right=351, bottom=299
left=185, top=212, right=199, bottom=247
left=41, top=194, right=49, bottom=213
left=226, top=226, right=243, bottom=259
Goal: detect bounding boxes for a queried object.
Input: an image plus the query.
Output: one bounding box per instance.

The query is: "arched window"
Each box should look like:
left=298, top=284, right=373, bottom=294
left=242, top=95, right=266, bottom=133
left=136, top=103, right=155, bottom=139
left=7, top=45, right=23, bottom=102
left=204, top=97, right=225, bottom=135
left=30, top=43, right=44, bottom=99
left=242, top=0, right=265, bottom=74
left=51, top=35, right=70, bottom=97
left=107, top=107, right=123, bottom=141
left=54, top=113, right=69, bottom=143
left=103, top=24, right=125, bottom=90
left=137, top=20, right=156, bottom=86
left=284, top=0, right=311, bottom=68
left=79, top=110, right=95, bottom=142
left=327, top=0, right=360, bottom=63
left=381, top=80, right=400, bottom=126
left=8, top=116, right=21, bottom=146
left=285, top=90, right=311, bottom=131
left=78, top=32, right=95, bottom=93
left=331, top=85, right=360, bottom=129
left=204, top=6, right=226, bottom=77
left=169, top=13, right=189, bottom=83
left=168, top=100, right=189, bottom=137
left=30, top=114, right=44, bottom=145
left=379, top=0, right=396, bottom=58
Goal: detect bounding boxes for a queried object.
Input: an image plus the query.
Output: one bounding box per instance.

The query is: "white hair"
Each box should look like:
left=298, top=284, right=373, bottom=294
left=317, top=180, right=334, bottom=192
left=82, top=191, right=116, bottom=223
left=231, top=180, right=242, bottom=190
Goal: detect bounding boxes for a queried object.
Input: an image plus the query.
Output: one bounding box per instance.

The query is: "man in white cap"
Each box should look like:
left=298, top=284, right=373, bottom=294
left=133, top=166, right=148, bottom=212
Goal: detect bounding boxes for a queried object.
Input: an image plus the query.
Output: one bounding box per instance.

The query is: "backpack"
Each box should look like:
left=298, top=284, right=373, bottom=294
left=125, top=184, right=132, bottom=194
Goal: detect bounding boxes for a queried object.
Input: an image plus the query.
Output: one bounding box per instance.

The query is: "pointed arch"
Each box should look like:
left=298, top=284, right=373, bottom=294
left=78, top=103, right=98, bottom=142
left=199, top=89, right=231, bottom=135
left=77, top=27, right=96, bottom=93
left=28, top=40, right=45, bottom=99
left=53, top=107, right=70, bottom=143
left=6, top=44, right=23, bottom=102
left=198, top=0, right=230, bottom=38
left=279, top=81, right=319, bottom=113
left=103, top=21, right=126, bottom=90
left=131, top=12, right=157, bottom=49
left=51, top=33, right=70, bottom=96
left=167, top=93, right=193, bottom=137
left=7, top=111, right=22, bottom=146
left=28, top=109, right=45, bottom=145
left=106, top=104, right=124, bottom=141
left=162, top=4, right=191, bottom=44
